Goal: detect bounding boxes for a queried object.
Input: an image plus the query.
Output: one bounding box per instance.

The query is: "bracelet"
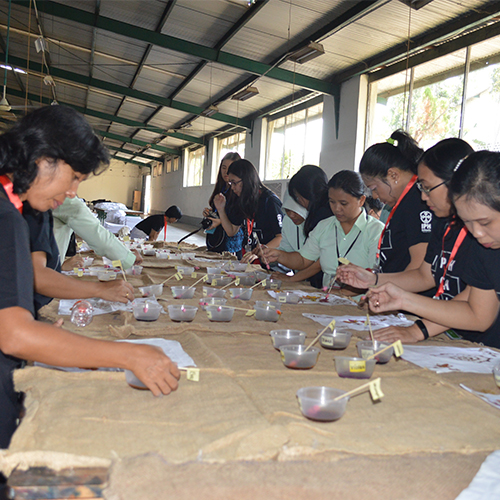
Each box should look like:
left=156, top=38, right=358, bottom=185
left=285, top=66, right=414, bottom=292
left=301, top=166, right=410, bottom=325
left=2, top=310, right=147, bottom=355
left=373, top=271, right=379, bottom=286
left=414, top=319, right=429, bottom=340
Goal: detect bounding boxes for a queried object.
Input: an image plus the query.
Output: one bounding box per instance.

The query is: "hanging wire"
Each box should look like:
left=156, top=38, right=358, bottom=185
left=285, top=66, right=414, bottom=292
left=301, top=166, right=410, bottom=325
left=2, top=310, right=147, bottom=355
left=25, top=0, right=33, bottom=112
left=402, top=3, right=412, bottom=129
left=2, top=0, right=12, bottom=103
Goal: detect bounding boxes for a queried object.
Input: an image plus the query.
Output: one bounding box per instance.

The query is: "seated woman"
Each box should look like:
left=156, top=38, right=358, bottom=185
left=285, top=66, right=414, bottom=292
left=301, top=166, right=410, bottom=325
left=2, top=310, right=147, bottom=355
left=0, top=106, right=179, bottom=450
left=337, top=138, right=500, bottom=345
left=360, top=130, right=431, bottom=273
left=263, top=171, right=384, bottom=289
left=213, top=159, right=283, bottom=262
left=203, top=152, right=244, bottom=257
left=366, top=151, right=500, bottom=349
left=130, top=205, right=182, bottom=241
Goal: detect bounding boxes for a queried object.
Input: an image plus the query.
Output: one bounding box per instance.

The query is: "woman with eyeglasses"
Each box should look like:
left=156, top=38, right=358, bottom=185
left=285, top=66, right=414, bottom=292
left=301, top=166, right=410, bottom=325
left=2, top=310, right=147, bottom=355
left=336, top=139, right=500, bottom=346
left=0, top=106, right=179, bottom=449
left=360, top=130, right=432, bottom=274
left=365, top=150, right=500, bottom=349
left=213, top=159, right=283, bottom=260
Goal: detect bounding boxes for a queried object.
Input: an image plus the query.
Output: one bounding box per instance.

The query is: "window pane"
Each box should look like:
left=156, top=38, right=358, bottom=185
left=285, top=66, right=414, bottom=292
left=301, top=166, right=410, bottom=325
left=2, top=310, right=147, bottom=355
left=185, top=148, right=205, bottom=187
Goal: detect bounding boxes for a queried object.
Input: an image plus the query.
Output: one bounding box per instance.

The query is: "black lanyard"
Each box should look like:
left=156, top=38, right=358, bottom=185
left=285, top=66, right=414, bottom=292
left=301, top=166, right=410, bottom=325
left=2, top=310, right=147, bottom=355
left=335, top=213, right=366, bottom=260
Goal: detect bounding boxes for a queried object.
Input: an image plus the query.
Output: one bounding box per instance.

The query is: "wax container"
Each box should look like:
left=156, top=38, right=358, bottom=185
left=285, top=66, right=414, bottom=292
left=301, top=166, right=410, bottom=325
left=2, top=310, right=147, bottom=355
left=356, top=341, right=393, bottom=364
left=276, top=291, right=300, bottom=304
left=335, top=356, right=376, bottom=379
left=279, top=345, right=320, bottom=369
left=206, top=305, right=234, bottom=322
left=139, top=284, right=164, bottom=297
left=167, top=304, right=198, bottom=322
left=228, top=288, right=253, bottom=300
left=296, top=387, right=348, bottom=421
left=320, top=328, right=352, bottom=350
left=199, top=297, right=227, bottom=310
left=171, top=286, right=196, bottom=299
left=202, top=286, right=227, bottom=298
left=270, top=330, right=306, bottom=349
left=132, top=301, right=162, bottom=321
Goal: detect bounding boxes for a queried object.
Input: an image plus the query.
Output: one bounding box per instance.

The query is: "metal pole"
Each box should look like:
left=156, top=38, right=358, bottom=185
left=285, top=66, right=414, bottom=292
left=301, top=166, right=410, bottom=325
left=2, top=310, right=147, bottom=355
left=405, top=67, right=415, bottom=133
left=459, top=46, right=472, bottom=139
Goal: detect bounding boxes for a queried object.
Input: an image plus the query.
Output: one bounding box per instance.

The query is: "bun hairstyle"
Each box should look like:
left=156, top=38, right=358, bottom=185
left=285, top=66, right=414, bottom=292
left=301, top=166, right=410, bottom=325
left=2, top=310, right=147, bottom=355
left=419, top=138, right=474, bottom=184
left=227, top=158, right=264, bottom=218
left=359, top=129, right=423, bottom=178
left=208, top=151, right=241, bottom=210
left=328, top=170, right=367, bottom=199
left=0, top=105, right=109, bottom=195
left=449, top=151, right=500, bottom=213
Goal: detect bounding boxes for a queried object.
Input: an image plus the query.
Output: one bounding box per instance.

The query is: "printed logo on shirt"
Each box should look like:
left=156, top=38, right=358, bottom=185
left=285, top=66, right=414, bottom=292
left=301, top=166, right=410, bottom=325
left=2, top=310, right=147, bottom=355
left=420, top=211, right=432, bottom=233
left=277, top=213, right=283, bottom=228
left=431, top=251, right=463, bottom=300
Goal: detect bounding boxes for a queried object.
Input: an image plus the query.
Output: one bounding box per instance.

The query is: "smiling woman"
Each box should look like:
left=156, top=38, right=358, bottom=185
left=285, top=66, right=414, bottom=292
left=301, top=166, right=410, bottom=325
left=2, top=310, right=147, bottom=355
left=0, top=106, right=180, bottom=450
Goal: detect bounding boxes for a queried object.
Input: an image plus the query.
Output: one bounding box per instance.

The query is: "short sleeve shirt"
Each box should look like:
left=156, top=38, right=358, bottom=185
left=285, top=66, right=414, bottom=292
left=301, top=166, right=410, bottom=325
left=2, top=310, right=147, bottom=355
left=0, top=186, right=34, bottom=448
left=135, top=214, right=165, bottom=236
left=300, top=211, right=384, bottom=287
left=380, top=183, right=432, bottom=273
left=23, top=204, right=61, bottom=312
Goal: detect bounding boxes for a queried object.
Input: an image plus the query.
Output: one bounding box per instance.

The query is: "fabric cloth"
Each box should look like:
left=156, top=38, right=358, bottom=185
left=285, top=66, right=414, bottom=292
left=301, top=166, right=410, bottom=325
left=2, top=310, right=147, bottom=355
left=279, top=191, right=307, bottom=253
left=53, top=197, right=136, bottom=269
left=300, top=210, right=384, bottom=287
left=229, top=187, right=283, bottom=248
left=0, top=186, right=34, bottom=449
left=130, top=226, right=149, bottom=240
left=23, top=204, right=61, bottom=312
left=134, top=214, right=165, bottom=237
left=380, top=183, right=432, bottom=273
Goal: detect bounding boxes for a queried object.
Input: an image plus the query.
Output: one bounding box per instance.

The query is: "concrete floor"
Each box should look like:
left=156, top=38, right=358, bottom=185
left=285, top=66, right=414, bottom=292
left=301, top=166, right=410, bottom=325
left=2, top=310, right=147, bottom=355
left=155, top=221, right=207, bottom=247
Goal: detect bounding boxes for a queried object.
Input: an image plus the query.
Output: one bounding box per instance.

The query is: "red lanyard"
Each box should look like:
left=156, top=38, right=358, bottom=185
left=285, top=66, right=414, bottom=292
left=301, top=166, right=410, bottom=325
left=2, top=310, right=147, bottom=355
left=164, top=215, right=167, bottom=241
left=376, top=174, right=418, bottom=263
left=434, top=224, right=468, bottom=299
left=0, top=175, right=23, bottom=213
left=246, top=218, right=254, bottom=241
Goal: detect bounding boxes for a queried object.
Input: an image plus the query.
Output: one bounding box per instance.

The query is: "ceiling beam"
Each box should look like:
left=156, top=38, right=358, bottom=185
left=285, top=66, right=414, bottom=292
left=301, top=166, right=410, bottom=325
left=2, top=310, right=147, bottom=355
left=7, top=54, right=252, bottom=128
left=84, top=0, right=100, bottom=112
left=96, top=130, right=181, bottom=156
left=106, top=145, right=161, bottom=163
left=11, top=0, right=336, bottom=95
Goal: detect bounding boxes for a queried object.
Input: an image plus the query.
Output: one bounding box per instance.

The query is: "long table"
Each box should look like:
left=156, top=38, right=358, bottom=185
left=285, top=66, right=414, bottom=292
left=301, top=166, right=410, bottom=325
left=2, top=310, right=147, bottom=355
left=2, top=248, right=500, bottom=499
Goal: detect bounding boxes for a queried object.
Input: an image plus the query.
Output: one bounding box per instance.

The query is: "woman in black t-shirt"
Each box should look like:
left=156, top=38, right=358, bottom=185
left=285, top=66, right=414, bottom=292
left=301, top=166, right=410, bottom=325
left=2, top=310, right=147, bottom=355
left=366, top=151, right=500, bottom=348
left=213, top=159, right=283, bottom=262
left=360, top=130, right=432, bottom=273
left=0, top=106, right=180, bottom=449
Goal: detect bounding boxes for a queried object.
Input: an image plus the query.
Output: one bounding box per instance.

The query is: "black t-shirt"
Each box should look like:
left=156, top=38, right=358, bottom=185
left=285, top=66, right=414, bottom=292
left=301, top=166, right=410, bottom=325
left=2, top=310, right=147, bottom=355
left=135, top=214, right=165, bottom=236
left=23, top=204, right=61, bottom=312
left=380, top=183, right=432, bottom=273
left=229, top=187, right=283, bottom=248
left=0, top=186, right=35, bottom=449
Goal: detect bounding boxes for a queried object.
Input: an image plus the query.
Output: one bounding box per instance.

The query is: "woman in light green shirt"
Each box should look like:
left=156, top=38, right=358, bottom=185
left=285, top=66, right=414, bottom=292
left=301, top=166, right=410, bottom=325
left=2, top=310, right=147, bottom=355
left=263, top=171, right=384, bottom=288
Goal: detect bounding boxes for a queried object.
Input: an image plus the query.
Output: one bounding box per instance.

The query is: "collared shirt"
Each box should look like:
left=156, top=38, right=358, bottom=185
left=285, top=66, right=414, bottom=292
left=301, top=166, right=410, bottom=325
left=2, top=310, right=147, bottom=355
left=53, top=197, right=136, bottom=269
left=300, top=210, right=384, bottom=287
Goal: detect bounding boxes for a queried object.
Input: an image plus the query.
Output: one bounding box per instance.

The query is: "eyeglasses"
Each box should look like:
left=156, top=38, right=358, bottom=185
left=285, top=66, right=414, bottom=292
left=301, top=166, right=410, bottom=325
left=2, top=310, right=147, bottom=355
left=416, top=180, right=446, bottom=195
left=228, top=179, right=243, bottom=187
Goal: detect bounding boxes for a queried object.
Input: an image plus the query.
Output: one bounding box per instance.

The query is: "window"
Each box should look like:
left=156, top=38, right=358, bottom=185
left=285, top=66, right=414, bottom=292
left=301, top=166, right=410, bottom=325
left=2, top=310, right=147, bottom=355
left=265, top=102, right=323, bottom=180
left=165, top=159, right=172, bottom=173
left=184, top=147, right=205, bottom=187
left=212, top=133, right=246, bottom=183
left=173, top=157, right=179, bottom=171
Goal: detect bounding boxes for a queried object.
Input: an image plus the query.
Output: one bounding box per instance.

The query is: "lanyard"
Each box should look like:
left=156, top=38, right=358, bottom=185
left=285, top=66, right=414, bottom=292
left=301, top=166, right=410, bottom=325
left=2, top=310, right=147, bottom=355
left=0, top=175, right=23, bottom=213
left=433, top=224, right=468, bottom=299
left=246, top=218, right=254, bottom=245
left=164, top=215, right=167, bottom=241
left=335, top=224, right=362, bottom=261
left=376, top=174, right=418, bottom=264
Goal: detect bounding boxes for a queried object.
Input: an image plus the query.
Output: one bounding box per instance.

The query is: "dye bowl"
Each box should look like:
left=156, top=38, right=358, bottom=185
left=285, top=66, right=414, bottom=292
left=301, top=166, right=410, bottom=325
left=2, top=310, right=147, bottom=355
left=181, top=252, right=195, bottom=260
left=167, top=304, right=198, bottom=322
left=132, top=301, right=162, bottom=321
left=255, top=303, right=281, bottom=322
left=138, top=284, right=163, bottom=297
left=202, top=286, right=227, bottom=298
left=296, top=387, right=348, bottom=422
left=264, top=278, right=282, bottom=290
left=209, top=276, right=232, bottom=287
left=227, top=272, right=255, bottom=286
left=254, top=271, right=269, bottom=282
left=82, top=257, right=94, bottom=267
left=156, top=249, right=170, bottom=259
left=171, top=286, right=195, bottom=299
left=280, top=345, right=320, bottom=369
left=142, top=247, right=156, bottom=256
left=177, top=266, right=195, bottom=276
left=199, top=297, right=227, bottom=310
left=88, top=266, right=101, bottom=276
left=320, top=328, right=352, bottom=350
left=335, top=356, right=376, bottom=379
left=228, top=288, right=253, bottom=300
left=206, top=305, right=234, bottom=322
left=493, top=361, right=500, bottom=388
left=276, top=291, right=300, bottom=304
left=97, top=271, right=116, bottom=282
left=125, top=265, right=143, bottom=276
left=270, top=329, right=306, bottom=349
left=206, top=267, right=223, bottom=275
left=229, top=262, right=248, bottom=272
left=356, top=341, right=394, bottom=364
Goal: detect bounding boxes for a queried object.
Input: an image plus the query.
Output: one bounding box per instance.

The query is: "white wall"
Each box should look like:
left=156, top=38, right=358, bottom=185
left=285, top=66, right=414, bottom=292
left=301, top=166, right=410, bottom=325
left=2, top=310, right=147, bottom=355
left=77, top=159, right=142, bottom=206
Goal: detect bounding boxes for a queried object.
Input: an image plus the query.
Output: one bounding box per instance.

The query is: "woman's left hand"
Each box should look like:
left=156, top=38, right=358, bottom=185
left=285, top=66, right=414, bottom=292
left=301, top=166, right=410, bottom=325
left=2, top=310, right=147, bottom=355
left=366, top=282, right=406, bottom=313
left=241, top=249, right=258, bottom=263
left=61, top=254, right=85, bottom=271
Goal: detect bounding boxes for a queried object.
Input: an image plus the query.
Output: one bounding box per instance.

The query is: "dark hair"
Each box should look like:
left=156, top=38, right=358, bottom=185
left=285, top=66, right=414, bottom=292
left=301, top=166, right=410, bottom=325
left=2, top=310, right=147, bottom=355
left=364, top=195, right=384, bottom=213
left=288, top=165, right=329, bottom=237
left=328, top=170, right=366, bottom=199
left=208, top=151, right=241, bottom=210
left=0, top=105, right=109, bottom=194
left=359, top=130, right=423, bottom=178
left=165, top=205, right=182, bottom=220
left=419, top=138, right=474, bottom=184
left=449, top=151, right=500, bottom=213
left=227, top=158, right=263, bottom=218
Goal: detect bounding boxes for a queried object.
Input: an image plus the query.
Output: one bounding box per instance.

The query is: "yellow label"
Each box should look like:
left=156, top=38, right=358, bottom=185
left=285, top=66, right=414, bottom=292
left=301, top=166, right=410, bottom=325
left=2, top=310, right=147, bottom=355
left=235, top=278, right=240, bottom=286
left=73, top=267, right=79, bottom=273
left=202, top=275, right=208, bottom=282
left=369, top=378, right=384, bottom=400
left=112, top=260, right=122, bottom=268
left=280, top=351, right=285, bottom=362
left=207, top=311, right=212, bottom=319
left=245, top=309, right=256, bottom=317
left=174, top=272, right=182, bottom=280
left=211, top=279, right=217, bottom=286
left=279, top=296, right=287, bottom=303
left=186, top=368, right=200, bottom=382
left=393, top=340, right=404, bottom=357
left=361, top=349, right=373, bottom=359
left=191, top=272, right=197, bottom=278
left=338, top=257, right=350, bottom=265
left=328, top=319, right=336, bottom=331
left=76, top=241, right=82, bottom=248
left=322, top=336, right=334, bottom=346
left=203, top=289, right=208, bottom=297
left=261, top=279, right=267, bottom=287
left=349, top=360, right=366, bottom=372
left=123, top=236, right=130, bottom=242
left=77, top=271, right=83, bottom=277
left=271, top=283, right=279, bottom=289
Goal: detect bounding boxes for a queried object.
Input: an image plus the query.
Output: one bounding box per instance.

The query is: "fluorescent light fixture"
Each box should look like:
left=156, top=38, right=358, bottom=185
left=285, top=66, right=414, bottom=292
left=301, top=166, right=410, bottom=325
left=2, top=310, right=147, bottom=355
left=231, top=86, right=259, bottom=101
left=200, top=105, right=219, bottom=117
left=180, top=122, right=192, bottom=129
left=0, top=65, right=27, bottom=74
left=289, top=42, right=325, bottom=64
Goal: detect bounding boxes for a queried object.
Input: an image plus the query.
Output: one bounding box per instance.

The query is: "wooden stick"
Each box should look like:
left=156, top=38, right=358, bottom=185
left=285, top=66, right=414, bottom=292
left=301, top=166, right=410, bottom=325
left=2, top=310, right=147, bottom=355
left=188, top=275, right=208, bottom=289
left=366, top=312, right=375, bottom=342
left=221, top=278, right=239, bottom=290
left=160, top=273, right=181, bottom=285
left=332, top=378, right=380, bottom=401
left=366, top=342, right=394, bottom=360
left=250, top=279, right=265, bottom=289
left=304, top=320, right=335, bottom=353
left=253, top=231, right=271, bottom=270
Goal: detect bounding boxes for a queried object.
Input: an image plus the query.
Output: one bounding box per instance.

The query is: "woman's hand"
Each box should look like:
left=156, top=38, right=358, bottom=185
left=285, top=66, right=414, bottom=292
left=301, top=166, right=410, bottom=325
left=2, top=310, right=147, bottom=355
left=61, top=254, right=85, bottom=271
left=207, top=218, right=221, bottom=231
left=241, top=250, right=258, bottom=264
left=202, top=207, right=211, bottom=218
left=336, top=263, right=376, bottom=288
left=132, top=249, right=143, bottom=265
left=366, top=283, right=406, bottom=313
left=213, top=193, right=226, bottom=212
left=127, top=344, right=180, bottom=396
left=261, top=247, right=281, bottom=263
left=97, top=280, right=135, bottom=303
left=372, top=323, right=424, bottom=343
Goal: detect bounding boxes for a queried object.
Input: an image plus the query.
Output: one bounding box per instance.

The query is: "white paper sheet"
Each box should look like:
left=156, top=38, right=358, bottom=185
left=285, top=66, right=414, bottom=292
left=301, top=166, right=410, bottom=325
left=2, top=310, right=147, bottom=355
left=268, top=290, right=355, bottom=306
left=303, top=312, right=413, bottom=331
left=459, top=384, right=500, bottom=411
left=456, top=450, right=500, bottom=500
